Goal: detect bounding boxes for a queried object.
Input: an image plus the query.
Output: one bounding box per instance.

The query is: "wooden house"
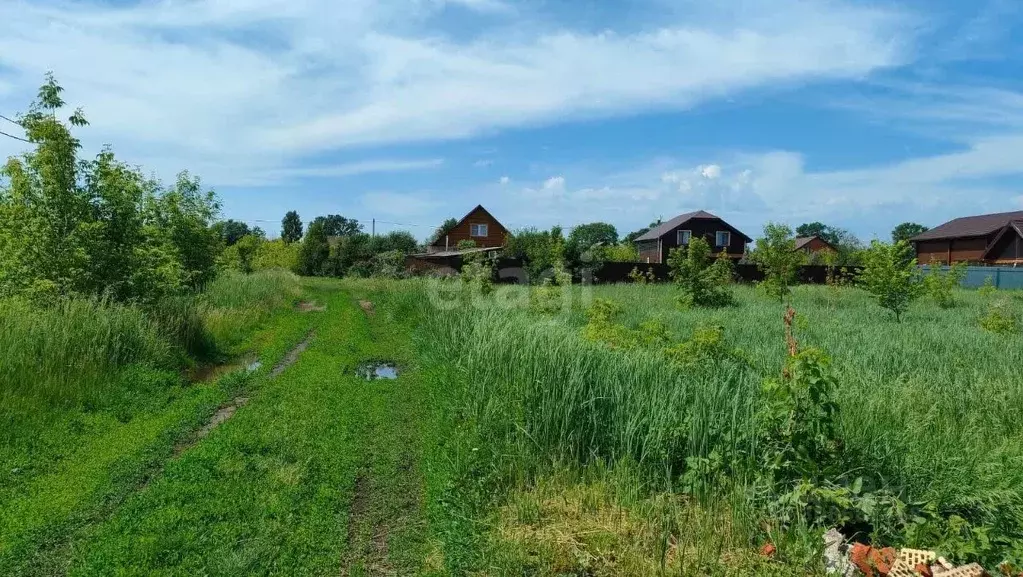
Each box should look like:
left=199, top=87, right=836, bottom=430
left=428, top=205, right=509, bottom=253
left=794, top=236, right=836, bottom=254
left=633, top=210, right=751, bottom=264
left=911, top=211, right=1023, bottom=265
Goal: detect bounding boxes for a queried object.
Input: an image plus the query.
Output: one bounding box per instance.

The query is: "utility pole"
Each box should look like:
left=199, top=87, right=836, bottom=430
left=372, top=218, right=375, bottom=237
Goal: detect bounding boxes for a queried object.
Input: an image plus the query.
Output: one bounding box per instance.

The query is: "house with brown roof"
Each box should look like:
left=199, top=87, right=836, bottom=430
left=794, top=236, right=836, bottom=254
left=911, top=210, right=1023, bottom=265
left=427, top=205, right=509, bottom=254
left=633, top=210, right=752, bottom=264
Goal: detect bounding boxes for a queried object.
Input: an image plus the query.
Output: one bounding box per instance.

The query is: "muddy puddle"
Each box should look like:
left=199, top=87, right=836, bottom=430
left=356, top=362, right=399, bottom=380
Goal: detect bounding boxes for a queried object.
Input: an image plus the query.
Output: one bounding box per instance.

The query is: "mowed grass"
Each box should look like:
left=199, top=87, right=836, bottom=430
left=395, top=280, right=1023, bottom=573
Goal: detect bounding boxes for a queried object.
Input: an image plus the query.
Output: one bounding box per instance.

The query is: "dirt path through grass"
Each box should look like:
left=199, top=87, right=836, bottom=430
left=50, top=282, right=436, bottom=576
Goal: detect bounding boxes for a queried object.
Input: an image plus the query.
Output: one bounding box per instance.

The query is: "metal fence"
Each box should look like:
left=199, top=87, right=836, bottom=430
left=920, top=265, right=1023, bottom=290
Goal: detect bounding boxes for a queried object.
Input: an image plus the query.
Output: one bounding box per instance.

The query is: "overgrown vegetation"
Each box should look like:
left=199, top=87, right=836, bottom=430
left=924, top=259, right=968, bottom=308
left=667, top=236, right=734, bottom=307
left=1, top=75, right=220, bottom=305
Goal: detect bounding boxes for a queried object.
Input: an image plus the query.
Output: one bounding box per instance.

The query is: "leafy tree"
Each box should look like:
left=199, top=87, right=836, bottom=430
left=504, top=226, right=566, bottom=284
left=0, top=74, right=221, bottom=303
left=298, top=218, right=330, bottom=276
left=216, top=219, right=251, bottom=246
left=314, top=214, right=362, bottom=238
left=796, top=222, right=845, bottom=245
left=603, top=243, right=640, bottom=262
left=326, top=233, right=373, bottom=277
left=751, top=223, right=803, bottom=301
left=568, top=222, right=618, bottom=251
left=368, top=230, right=419, bottom=255
left=859, top=240, right=923, bottom=322
left=623, top=218, right=663, bottom=244
left=892, top=222, right=929, bottom=244
left=430, top=217, right=459, bottom=245
left=252, top=238, right=300, bottom=272
left=281, top=210, right=303, bottom=243
left=667, top=236, right=734, bottom=308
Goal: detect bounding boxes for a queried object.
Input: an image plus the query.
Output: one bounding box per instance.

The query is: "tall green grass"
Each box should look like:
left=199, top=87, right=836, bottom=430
left=398, top=281, right=1023, bottom=567
left=0, top=269, right=302, bottom=433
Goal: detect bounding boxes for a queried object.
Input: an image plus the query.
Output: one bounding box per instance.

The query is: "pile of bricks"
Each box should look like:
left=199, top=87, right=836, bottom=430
left=842, top=542, right=985, bottom=577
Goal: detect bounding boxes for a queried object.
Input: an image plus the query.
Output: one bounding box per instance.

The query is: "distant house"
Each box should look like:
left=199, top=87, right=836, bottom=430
left=428, top=204, right=509, bottom=254
left=911, top=210, right=1023, bottom=265
left=794, top=236, right=836, bottom=254
left=633, top=210, right=751, bottom=264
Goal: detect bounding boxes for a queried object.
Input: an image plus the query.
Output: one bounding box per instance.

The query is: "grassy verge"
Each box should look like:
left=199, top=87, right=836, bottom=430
left=0, top=270, right=309, bottom=574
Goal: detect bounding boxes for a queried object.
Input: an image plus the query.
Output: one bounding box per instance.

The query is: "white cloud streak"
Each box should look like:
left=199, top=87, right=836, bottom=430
left=0, top=0, right=913, bottom=185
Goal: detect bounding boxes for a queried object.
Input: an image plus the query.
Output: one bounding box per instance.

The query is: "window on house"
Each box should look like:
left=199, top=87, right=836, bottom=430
left=470, top=223, right=488, bottom=237
left=677, top=230, right=692, bottom=246
left=715, top=231, right=731, bottom=247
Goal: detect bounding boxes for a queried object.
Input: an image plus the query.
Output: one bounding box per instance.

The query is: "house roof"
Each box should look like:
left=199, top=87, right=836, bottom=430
left=430, top=204, right=508, bottom=246
left=982, top=220, right=1023, bottom=260
left=413, top=246, right=503, bottom=258
left=633, top=210, right=753, bottom=243
left=910, top=210, right=1023, bottom=242
left=794, top=236, right=835, bottom=251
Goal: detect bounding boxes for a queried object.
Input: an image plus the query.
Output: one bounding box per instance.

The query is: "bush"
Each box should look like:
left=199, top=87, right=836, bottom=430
left=923, top=259, right=967, bottom=308
left=979, top=299, right=1019, bottom=335
left=858, top=240, right=922, bottom=322
left=750, top=223, right=803, bottom=301
left=666, top=237, right=734, bottom=308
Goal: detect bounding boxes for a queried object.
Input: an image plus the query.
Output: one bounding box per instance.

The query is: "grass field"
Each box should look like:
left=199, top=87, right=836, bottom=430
left=2, top=276, right=1021, bottom=575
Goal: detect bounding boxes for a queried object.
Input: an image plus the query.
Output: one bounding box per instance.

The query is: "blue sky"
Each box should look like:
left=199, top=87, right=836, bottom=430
left=2, top=0, right=1023, bottom=242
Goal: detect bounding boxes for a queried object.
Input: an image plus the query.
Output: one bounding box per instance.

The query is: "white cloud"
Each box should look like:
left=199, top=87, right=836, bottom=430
left=260, top=158, right=443, bottom=183
left=699, top=164, right=722, bottom=179
left=474, top=159, right=493, bottom=167
left=542, top=176, right=566, bottom=192
left=0, top=0, right=912, bottom=185
left=499, top=175, right=510, bottom=185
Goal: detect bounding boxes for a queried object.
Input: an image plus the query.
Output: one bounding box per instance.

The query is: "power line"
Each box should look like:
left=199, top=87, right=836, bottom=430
left=0, top=113, right=22, bottom=127
left=0, top=129, right=30, bottom=143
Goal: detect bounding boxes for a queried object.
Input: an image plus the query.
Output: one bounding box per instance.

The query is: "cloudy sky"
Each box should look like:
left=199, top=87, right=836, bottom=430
left=2, top=0, right=1023, bottom=241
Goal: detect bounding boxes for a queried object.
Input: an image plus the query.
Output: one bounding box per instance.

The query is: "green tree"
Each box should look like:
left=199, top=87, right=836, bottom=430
left=0, top=74, right=220, bottom=302
left=315, top=214, right=362, bottom=237
left=667, top=236, right=733, bottom=308
left=751, top=223, right=803, bottom=301
left=281, top=210, right=303, bottom=243
left=859, top=240, right=923, bottom=322
left=795, top=222, right=839, bottom=245
left=429, top=217, right=459, bottom=245
left=368, top=230, right=419, bottom=255
left=215, top=219, right=251, bottom=246
left=504, top=226, right=566, bottom=284
left=892, top=222, right=929, bottom=244
left=623, top=218, right=663, bottom=244
left=298, top=219, right=330, bottom=276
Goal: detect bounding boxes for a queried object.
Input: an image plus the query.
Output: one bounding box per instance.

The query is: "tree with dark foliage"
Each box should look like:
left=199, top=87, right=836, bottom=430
left=281, top=211, right=303, bottom=243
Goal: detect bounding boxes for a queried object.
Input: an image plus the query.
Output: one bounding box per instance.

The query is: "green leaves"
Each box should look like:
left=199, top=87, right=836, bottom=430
left=0, top=76, right=221, bottom=304
left=858, top=240, right=923, bottom=322
left=667, top=236, right=735, bottom=308
left=751, top=223, right=803, bottom=302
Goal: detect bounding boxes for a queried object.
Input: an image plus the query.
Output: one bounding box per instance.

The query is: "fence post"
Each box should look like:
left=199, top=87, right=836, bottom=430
left=996, top=267, right=1001, bottom=290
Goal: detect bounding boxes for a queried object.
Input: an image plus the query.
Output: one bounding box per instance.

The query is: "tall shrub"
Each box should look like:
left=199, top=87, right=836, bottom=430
left=667, top=237, right=733, bottom=307
left=859, top=240, right=922, bottom=322
left=751, top=223, right=803, bottom=301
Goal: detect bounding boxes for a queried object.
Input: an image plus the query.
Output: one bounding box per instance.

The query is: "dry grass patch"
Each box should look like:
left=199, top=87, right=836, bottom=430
left=490, top=474, right=800, bottom=577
